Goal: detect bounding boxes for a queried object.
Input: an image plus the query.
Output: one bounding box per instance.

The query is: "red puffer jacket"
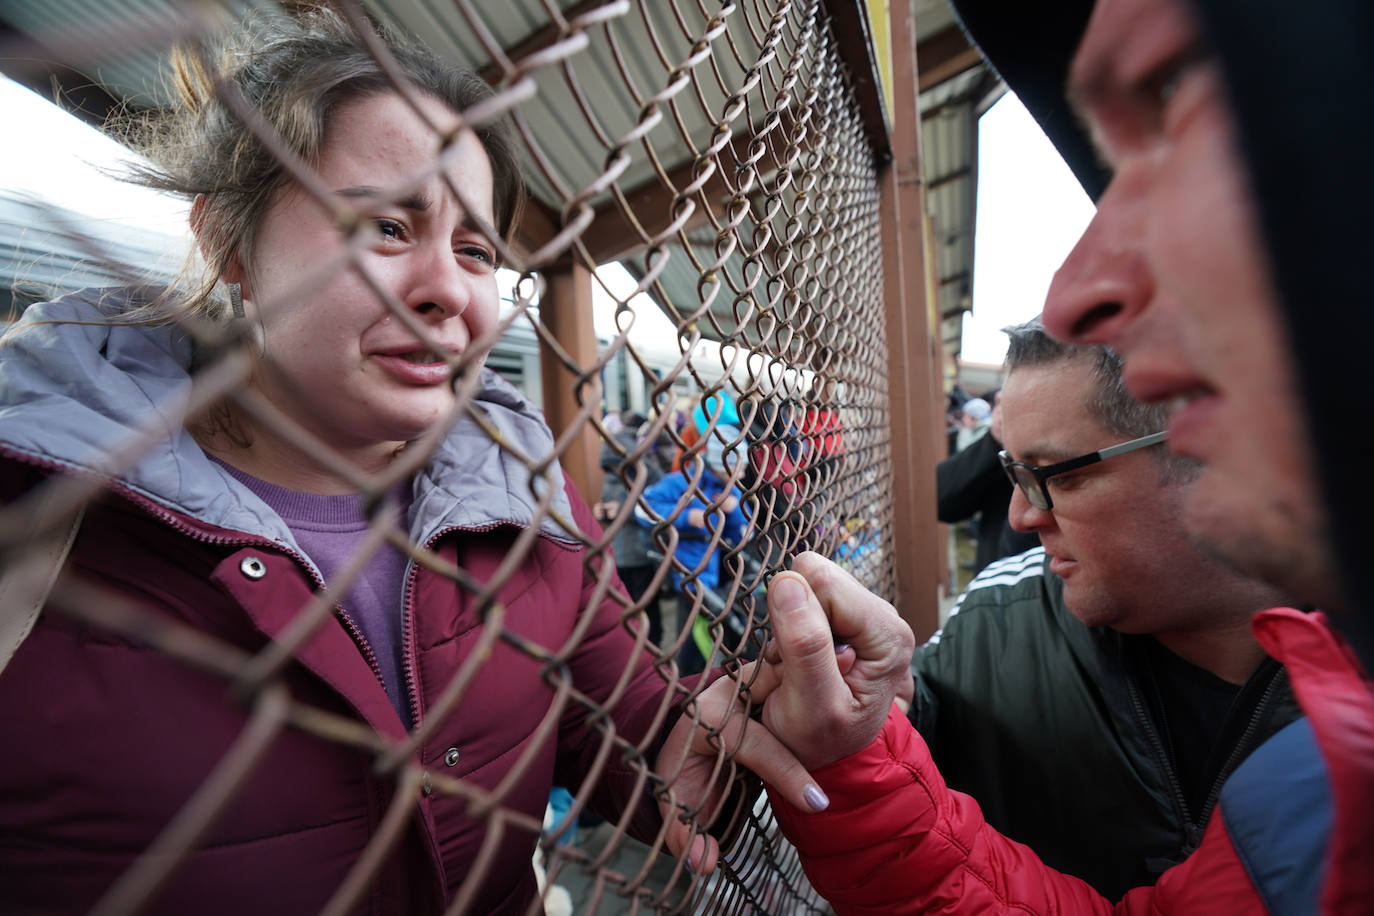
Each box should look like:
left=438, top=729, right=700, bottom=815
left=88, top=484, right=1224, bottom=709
left=768, top=609, right=1374, bottom=914
left=0, top=290, right=679, bottom=915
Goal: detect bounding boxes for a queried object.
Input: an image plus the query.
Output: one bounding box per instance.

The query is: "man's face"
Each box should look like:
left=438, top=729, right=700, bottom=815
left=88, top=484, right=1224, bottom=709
left=1001, top=359, right=1211, bottom=632
left=1038, top=0, right=1338, bottom=606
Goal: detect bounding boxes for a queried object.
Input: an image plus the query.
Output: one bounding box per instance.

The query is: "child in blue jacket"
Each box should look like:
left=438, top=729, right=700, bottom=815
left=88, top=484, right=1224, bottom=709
left=637, top=424, right=748, bottom=672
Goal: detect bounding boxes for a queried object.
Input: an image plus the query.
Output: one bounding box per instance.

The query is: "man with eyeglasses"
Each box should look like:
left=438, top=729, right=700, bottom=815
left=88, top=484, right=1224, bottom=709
left=907, top=319, right=1296, bottom=899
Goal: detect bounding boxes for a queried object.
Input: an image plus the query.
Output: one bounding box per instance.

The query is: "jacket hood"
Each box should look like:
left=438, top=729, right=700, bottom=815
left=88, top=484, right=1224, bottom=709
left=0, top=288, right=579, bottom=562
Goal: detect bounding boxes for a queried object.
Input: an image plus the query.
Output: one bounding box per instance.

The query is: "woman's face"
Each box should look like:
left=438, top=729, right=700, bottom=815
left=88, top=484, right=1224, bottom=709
left=237, top=91, right=500, bottom=468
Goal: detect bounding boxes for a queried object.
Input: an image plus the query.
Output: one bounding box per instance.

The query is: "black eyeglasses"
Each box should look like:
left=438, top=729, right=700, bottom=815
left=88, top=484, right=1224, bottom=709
left=999, top=431, right=1168, bottom=511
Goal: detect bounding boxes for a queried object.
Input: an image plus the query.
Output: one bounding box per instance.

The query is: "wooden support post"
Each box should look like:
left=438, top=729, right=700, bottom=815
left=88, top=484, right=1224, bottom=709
left=538, top=259, right=605, bottom=509
left=878, top=0, right=942, bottom=640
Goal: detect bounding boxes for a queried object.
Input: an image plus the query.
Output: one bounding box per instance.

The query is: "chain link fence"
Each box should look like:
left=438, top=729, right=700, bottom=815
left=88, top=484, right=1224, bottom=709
left=0, top=0, right=896, bottom=912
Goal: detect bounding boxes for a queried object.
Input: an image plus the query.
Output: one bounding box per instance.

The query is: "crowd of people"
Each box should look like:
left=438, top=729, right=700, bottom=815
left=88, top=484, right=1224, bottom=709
left=592, top=383, right=861, bottom=677
left=2, top=0, right=1371, bottom=913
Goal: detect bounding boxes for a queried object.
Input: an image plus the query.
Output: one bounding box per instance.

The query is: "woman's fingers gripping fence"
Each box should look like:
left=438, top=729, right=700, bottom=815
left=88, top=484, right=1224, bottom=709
left=655, top=657, right=828, bottom=874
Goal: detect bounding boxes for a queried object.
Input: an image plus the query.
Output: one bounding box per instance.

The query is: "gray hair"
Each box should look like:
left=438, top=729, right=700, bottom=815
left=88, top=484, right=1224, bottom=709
left=1002, top=317, right=1197, bottom=482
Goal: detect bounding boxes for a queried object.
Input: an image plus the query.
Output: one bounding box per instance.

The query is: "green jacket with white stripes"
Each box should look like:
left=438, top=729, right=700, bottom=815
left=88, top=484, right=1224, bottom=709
left=908, top=547, right=1301, bottom=900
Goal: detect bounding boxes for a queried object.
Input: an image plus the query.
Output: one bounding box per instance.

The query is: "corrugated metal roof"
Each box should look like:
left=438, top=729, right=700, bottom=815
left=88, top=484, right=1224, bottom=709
left=918, top=61, right=1002, bottom=358
left=366, top=0, right=794, bottom=217
left=1, top=0, right=988, bottom=366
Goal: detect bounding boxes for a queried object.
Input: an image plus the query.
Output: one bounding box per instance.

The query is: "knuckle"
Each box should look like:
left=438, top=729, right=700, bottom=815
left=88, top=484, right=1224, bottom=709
left=892, top=618, right=916, bottom=652
left=803, top=559, right=845, bottom=598
left=791, top=627, right=835, bottom=658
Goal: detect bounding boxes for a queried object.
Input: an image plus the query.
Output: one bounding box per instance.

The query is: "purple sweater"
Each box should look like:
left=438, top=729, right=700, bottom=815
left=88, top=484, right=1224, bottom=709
left=218, top=462, right=413, bottom=725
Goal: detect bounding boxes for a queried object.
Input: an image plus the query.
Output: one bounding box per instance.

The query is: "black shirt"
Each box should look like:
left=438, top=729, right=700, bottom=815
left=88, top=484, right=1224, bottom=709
left=1139, top=636, right=1245, bottom=819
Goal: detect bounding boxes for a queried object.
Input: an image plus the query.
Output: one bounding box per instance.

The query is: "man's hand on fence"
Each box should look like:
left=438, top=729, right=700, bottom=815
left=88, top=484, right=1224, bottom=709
left=755, top=552, right=915, bottom=770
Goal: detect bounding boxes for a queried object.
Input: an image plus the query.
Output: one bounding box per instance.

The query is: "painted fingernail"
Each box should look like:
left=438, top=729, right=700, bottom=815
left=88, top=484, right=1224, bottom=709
left=834, top=643, right=851, bottom=654
left=771, top=577, right=806, bottom=613
left=803, top=784, right=830, bottom=812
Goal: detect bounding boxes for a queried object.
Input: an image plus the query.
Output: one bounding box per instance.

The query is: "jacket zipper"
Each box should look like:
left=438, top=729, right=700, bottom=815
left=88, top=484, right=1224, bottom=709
left=1124, top=674, right=1195, bottom=848
left=397, top=522, right=503, bottom=730
left=1127, top=655, right=1285, bottom=859
left=396, top=518, right=579, bottom=730
left=335, top=606, right=388, bottom=692
left=400, top=555, right=426, bottom=729
left=1191, top=666, right=1285, bottom=838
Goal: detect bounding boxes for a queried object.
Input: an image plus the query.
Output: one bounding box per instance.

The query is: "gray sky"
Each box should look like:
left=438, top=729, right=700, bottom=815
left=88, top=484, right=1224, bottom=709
left=962, top=93, right=1096, bottom=365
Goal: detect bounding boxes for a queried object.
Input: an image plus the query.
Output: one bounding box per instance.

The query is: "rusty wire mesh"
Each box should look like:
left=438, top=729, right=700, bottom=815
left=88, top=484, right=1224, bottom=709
left=0, top=0, right=895, bottom=912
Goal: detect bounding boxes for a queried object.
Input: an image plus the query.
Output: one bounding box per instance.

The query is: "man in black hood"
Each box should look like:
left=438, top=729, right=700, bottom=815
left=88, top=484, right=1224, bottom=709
left=743, top=0, right=1374, bottom=910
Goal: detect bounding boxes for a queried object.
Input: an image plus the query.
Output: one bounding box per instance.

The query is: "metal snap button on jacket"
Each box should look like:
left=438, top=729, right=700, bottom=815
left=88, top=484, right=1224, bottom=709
left=444, top=747, right=460, bottom=767
left=239, top=556, right=267, bottom=580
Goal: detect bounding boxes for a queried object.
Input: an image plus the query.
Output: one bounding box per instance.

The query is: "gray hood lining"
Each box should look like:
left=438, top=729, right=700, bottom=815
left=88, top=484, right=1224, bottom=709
left=0, top=289, right=579, bottom=560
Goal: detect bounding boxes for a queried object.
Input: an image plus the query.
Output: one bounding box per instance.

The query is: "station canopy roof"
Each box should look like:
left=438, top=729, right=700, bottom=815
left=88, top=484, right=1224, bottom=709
left=1, top=0, right=999, bottom=367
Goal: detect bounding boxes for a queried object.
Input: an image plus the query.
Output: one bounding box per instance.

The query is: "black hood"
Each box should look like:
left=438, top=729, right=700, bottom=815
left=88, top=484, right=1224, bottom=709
left=948, top=0, right=1104, bottom=201
left=950, top=0, right=1374, bottom=665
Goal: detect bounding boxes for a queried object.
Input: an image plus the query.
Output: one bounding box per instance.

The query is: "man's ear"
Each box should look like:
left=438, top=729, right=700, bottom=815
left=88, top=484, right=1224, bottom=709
left=190, top=194, right=249, bottom=293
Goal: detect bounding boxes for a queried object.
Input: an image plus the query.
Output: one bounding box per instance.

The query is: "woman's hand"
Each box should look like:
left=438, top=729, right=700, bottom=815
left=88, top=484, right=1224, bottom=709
left=653, top=552, right=915, bottom=871
left=655, top=663, right=826, bottom=874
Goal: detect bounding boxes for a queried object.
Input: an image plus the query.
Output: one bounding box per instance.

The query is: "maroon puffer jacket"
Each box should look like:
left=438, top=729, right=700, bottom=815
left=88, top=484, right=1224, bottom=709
left=0, top=292, right=680, bottom=915
left=0, top=464, right=679, bottom=915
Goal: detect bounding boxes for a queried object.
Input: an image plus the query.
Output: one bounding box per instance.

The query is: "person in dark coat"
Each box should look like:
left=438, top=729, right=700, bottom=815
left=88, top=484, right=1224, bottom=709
left=597, top=411, right=670, bottom=645
left=918, top=323, right=1296, bottom=899
left=937, top=388, right=1040, bottom=576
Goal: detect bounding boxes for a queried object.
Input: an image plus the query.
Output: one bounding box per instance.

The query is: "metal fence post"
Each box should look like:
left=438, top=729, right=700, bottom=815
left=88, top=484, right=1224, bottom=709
left=879, top=0, right=942, bottom=640
left=538, top=258, right=604, bottom=506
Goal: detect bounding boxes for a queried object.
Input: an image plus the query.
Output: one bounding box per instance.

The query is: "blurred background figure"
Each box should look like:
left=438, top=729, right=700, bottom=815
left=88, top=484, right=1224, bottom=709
left=638, top=424, right=749, bottom=675
left=954, top=396, right=992, bottom=453
left=938, top=385, right=1039, bottom=577
left=596, top=411, right=671, bottom=647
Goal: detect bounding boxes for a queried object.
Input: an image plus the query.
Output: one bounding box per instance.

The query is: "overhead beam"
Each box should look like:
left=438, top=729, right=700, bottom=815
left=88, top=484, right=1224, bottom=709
left=579, top=152, right=738, bottom=265
left=926, top=165, right=972, bottom=191
left=476, top=0, right=608, bottom=85
left=915, top=25, right=983, bottom=91
left=571, top=105, right=817, bottom=266
left=820, top=0, right=892, bottom=160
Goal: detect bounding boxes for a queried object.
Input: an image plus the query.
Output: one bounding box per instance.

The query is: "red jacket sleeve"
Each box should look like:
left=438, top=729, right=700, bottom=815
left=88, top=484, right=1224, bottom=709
left=767, top=707, right=1122, bottom=915
left=767, top=706, right=1272, bottom=914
